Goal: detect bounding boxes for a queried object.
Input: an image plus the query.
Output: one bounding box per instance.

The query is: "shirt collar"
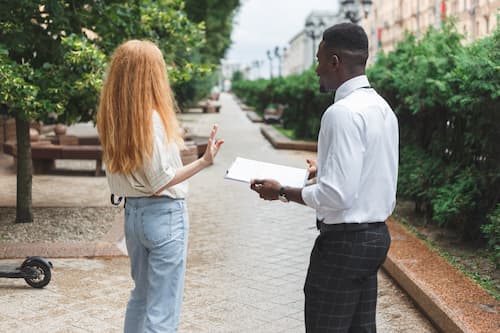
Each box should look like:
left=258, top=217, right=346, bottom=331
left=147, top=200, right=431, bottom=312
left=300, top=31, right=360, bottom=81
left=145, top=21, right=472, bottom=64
left=334, top=75, right=370, bottom=103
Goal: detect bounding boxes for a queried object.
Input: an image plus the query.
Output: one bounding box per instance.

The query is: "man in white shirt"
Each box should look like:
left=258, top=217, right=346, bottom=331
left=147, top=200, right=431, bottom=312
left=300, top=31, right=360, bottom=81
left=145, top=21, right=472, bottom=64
left=251, top=23, right=398, bottom=332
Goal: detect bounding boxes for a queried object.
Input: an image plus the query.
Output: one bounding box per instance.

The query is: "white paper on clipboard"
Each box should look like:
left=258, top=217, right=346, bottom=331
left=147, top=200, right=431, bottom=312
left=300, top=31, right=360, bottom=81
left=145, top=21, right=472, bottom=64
left=224, top=157, right=309, bottom=188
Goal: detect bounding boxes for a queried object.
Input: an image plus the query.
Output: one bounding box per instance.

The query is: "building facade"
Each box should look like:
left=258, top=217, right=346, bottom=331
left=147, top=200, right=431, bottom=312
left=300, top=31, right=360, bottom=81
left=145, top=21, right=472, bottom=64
left=282, top=11, right=342, bottom=76
left=361, top=0, right=499, bottom=62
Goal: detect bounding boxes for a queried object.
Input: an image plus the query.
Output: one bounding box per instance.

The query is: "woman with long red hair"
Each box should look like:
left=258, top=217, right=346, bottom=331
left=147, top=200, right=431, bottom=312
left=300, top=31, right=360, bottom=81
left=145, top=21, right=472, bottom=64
left=97, top=40, right=223, bottom=332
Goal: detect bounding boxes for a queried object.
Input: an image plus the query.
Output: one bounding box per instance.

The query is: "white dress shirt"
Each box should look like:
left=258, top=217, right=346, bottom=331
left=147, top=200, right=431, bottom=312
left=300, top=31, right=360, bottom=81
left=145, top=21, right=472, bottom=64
left=301, top=75, right=398, bottom=224
left=105, top=112, right=188, bottom=198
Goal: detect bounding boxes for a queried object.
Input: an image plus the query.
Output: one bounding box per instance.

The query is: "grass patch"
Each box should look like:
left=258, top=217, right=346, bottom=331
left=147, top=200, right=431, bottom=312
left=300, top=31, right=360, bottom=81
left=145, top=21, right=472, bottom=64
left=272, top=125, right=317, bottom=142
left=273, top=125, right=295, bottom=139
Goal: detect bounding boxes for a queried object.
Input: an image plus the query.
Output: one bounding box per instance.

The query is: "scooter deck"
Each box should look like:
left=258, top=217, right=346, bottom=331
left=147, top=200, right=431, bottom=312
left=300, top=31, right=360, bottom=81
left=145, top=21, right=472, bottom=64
left=0, top=265, right=21, bottom=272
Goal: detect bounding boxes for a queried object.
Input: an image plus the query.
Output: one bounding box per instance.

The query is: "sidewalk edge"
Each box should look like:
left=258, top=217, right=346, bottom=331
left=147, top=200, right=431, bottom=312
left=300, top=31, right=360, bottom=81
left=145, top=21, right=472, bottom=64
left=260, top=125, right=317, bottom=152
left=382, top=218, right=497, bottom=333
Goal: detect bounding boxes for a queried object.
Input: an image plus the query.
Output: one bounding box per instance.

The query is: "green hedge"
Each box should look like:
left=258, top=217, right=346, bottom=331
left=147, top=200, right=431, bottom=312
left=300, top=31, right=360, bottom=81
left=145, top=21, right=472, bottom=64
left=233, top=22, right=499, bottom=252
left=368, top=22, right=499, bottom=251
left=232, top=70, right=331, bottom=139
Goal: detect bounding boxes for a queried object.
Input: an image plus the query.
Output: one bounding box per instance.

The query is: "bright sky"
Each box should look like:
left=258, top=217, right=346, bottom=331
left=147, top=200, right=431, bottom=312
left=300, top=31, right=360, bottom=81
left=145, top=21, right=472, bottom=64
left=225, top=0, right=340, bottom=65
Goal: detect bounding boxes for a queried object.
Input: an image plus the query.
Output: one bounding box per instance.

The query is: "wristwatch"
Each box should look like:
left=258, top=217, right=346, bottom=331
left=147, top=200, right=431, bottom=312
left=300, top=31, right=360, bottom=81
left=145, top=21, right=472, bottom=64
left=278, top=186, right=289, bottom=203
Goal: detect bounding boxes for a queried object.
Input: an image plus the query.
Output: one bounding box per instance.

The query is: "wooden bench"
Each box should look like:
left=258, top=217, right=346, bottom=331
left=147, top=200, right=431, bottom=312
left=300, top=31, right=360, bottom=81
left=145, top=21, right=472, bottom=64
left=200, top=100, right=221, bottom=113
left=3, top=141, right=103, bottom=176
left=263, top=104, right=285, bottom=124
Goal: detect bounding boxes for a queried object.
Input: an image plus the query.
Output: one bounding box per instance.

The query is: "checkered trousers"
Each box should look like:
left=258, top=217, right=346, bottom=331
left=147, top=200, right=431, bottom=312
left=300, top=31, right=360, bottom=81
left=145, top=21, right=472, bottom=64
left=304, top=223, right=391, bottom=333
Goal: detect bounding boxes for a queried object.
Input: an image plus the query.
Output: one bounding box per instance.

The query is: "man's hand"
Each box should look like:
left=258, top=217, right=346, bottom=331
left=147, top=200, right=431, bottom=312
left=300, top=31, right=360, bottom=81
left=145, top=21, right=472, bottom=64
left=250, top=179, right=281, bottom=200
left=306, top=159, right=317, bottom=180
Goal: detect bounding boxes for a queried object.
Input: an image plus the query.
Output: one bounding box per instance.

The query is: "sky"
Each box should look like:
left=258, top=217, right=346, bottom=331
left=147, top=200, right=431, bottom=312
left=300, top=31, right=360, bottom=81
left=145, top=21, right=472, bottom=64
left=225, top=0, right=340, bottom=66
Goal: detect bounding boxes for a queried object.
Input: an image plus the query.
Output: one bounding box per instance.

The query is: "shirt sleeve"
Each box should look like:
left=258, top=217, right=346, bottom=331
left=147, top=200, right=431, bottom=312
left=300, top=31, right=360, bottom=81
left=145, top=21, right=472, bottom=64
left=301, top=105, right=365, bottom=212
left=143, top=113, right=176, bottom=194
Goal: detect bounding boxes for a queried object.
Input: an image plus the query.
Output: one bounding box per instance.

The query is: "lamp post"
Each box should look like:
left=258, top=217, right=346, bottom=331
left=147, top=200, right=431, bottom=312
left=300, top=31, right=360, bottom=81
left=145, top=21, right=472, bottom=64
left=340, top=0, right=373, bottom=24
left=305, top=17, right=325, bottom=66
left=266, top=49, right=273, bottom=78
left=274, top=46, right=285, bottom=77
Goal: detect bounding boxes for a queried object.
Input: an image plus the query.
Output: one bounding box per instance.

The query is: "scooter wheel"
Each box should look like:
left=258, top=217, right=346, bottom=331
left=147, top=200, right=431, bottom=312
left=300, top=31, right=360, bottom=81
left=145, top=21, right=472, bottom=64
left=22, top=259, right=51, bottom=288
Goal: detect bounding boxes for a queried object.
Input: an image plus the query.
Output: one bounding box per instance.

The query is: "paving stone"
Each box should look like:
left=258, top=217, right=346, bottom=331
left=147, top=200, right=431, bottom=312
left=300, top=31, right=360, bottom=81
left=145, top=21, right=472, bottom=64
left=0, top=93, right=437, bottom=332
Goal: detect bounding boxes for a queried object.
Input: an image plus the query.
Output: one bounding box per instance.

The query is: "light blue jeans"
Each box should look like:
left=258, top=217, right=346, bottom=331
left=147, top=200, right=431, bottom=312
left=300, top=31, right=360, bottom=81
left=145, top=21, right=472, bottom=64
left=123, top=196, right=189, bottom=333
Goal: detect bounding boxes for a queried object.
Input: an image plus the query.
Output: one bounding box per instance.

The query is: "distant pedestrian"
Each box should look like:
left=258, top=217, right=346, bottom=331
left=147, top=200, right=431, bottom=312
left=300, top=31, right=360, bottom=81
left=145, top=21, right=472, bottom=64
left=97, top=40, right=223, bottom=333
left=250, top=23, right=398, bottom=332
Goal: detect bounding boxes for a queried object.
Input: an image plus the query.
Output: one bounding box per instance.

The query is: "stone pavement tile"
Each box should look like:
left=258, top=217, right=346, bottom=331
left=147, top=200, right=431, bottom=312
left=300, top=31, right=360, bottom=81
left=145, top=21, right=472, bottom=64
left=93, top=241, right=125, bottom=257
left=248, top=317, right=304, bottom=333
left=0, top=173, right=110, bottom=207
left=3, top=242, right=50, bottom=258
left=0, top=319, right=34, bottom=332
left=0, top=258, right=131, bottom=333
left=0, top=93, right=438, bottom=333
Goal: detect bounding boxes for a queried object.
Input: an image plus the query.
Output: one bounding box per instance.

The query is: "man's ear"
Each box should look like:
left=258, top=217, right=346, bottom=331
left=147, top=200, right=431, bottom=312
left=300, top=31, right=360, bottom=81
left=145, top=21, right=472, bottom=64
left=330, top=54, right=340, bottom=70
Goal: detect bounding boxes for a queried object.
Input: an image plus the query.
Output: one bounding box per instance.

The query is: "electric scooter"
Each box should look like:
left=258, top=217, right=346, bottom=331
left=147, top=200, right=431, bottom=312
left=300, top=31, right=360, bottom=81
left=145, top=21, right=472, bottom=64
left=0, top=256, right=53, bottom=288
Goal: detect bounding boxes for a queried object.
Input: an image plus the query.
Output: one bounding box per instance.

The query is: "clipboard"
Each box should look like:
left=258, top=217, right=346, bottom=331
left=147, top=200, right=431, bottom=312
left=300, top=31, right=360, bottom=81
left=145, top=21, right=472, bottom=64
left=225, top=157, right=309, bottom=188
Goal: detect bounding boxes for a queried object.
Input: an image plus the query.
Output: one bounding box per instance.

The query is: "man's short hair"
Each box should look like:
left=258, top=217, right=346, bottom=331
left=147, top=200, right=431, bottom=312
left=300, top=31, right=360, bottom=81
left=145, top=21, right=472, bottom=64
left=322, top=23, right=369, bottom=66
left=322, top=23, right=369, bottom=53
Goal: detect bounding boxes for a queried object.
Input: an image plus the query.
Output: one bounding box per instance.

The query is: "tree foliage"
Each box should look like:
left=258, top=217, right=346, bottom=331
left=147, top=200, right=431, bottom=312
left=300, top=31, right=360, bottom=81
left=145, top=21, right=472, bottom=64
left=0, top=0, right=231, bottom=222
left=184, top=0, right=240, bottom=63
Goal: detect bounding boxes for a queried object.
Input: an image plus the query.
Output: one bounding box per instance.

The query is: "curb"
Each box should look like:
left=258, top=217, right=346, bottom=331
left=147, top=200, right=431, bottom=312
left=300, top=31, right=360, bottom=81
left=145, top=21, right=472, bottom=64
left=260, top=125, right=317, bottom=152
left=246, top=111, right=264, bottom=123
left=383, top=218, right=499, bottom=333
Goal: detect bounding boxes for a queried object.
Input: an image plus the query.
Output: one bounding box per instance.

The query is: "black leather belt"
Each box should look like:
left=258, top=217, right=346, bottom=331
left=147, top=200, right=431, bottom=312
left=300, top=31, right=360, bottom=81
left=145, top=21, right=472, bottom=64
left=318, top=220, right=385, bottom=233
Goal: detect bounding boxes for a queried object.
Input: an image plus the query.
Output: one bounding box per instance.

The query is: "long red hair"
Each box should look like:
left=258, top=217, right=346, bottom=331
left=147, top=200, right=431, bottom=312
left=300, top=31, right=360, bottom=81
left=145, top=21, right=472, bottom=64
left=97, top=40, right=183, bottom=174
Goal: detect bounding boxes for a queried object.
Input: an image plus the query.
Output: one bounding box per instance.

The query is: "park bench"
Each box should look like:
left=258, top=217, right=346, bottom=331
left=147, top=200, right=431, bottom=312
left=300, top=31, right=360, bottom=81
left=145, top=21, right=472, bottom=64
left=4, top=132, right=208, bottom=177
left=263, top=104, right=285, bottom=124
left=3, top=139, right=103, bottom=176
left=200, top=100, right=221, bottom=113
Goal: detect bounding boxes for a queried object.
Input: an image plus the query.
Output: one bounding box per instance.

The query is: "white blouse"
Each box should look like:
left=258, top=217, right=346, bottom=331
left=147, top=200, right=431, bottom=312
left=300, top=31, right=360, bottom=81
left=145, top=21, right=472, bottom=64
left=105, top=112, right=188, bottom=198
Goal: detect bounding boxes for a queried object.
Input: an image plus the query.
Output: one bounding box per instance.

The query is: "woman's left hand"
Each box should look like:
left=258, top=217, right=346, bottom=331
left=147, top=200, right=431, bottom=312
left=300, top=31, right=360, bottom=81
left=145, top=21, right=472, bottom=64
left=202, top=124, right=224, bottom=165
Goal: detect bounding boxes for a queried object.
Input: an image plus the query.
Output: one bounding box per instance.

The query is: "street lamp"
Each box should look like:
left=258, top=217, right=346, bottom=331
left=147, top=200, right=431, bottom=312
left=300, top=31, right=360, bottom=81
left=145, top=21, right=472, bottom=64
left=266, top=49, right=273, bottom=78
left=340, top=0, right=373, bottom=24
left=305, top=17, right=325, bottom=65
left=274, top=46, right=285, bottom=77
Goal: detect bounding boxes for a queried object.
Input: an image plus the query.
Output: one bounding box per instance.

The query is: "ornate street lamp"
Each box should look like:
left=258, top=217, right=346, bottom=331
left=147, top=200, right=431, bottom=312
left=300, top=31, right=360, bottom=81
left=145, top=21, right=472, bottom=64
left=340, top=0, right=373, bottom=24
left=305, top=17, right=325, bottom=65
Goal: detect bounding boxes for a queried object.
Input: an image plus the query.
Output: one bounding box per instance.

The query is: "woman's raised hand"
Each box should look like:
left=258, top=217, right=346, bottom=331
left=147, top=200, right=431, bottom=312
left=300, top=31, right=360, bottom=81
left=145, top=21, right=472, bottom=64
left=202, top=124, right=224, bottom=166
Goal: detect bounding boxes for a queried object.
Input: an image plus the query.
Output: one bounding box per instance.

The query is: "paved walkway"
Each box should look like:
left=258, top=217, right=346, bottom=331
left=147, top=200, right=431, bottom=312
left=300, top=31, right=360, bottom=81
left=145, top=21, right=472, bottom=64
left=0, top=93, right=436, bottom=332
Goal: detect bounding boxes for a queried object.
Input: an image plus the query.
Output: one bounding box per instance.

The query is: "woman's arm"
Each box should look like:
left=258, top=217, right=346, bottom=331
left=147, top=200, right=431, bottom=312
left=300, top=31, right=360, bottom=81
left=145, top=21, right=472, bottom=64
left=155, top=124, right=224, bottom=193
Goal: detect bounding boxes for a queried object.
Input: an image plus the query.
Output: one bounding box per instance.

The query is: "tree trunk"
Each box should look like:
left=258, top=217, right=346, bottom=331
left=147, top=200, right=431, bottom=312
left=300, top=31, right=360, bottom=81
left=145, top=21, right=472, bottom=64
left=15, top=116, right=33, bottom=223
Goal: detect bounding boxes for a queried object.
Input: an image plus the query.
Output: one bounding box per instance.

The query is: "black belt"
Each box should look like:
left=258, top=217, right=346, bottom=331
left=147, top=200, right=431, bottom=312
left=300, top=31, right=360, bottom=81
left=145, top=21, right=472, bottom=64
left=317, top=220, right=385, bottom=233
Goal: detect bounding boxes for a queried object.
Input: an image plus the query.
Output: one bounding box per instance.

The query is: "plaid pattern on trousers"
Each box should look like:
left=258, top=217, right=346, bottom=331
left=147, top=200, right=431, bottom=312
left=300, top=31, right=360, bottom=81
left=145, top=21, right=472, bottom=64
left=304, top=223, right=391, bottom=333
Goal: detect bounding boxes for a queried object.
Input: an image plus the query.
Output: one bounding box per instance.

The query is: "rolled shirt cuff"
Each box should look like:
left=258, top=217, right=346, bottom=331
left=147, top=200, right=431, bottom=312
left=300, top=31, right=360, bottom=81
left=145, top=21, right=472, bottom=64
left=148, top=167, right=175, bottom=194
